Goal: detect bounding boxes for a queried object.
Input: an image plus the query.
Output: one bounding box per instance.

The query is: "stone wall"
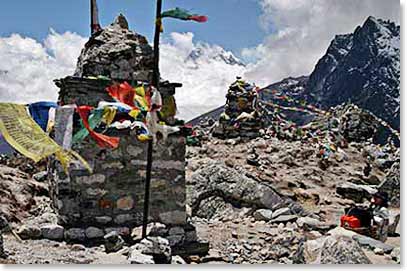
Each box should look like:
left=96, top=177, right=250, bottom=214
left=50, top=117, right=186, bottom=229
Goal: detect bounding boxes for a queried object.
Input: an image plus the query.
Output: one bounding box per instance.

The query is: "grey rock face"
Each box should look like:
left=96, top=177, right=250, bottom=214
left=74, top=14, right=154, bottom=82
left=128, top=251, right=155, bottom=264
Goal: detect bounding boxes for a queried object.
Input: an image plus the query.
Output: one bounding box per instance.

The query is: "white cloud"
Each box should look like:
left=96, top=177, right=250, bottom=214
left=243, top=0, right=400, bottom=86
left=160, top=32, right=246, bottom=120
left=0, top=30, right=86, bottom=104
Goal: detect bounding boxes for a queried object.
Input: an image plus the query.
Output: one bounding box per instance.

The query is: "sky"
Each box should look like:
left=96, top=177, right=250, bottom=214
left=0, top=0, right=401, bottom=120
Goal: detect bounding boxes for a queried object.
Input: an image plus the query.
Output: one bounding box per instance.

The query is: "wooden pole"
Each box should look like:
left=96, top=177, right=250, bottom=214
left=142, top=0, right=162, bottom=239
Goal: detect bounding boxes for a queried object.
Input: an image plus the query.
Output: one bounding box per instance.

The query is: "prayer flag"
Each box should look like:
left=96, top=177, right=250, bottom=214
left=161, top=8, right=208, bottom=23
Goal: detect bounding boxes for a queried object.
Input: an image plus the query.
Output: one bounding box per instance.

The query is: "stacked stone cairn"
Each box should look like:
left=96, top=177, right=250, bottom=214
left=213, top=78, right=263, bottom=138
left=44, top=14, right=208, bottom=261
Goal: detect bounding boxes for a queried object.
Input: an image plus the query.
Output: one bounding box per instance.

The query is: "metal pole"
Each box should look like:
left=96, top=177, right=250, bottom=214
left=142, top=0, right=162, bottom=240
left=152, top=0, right=163, bottom=88
left=142, top=138, right=153, bottom=239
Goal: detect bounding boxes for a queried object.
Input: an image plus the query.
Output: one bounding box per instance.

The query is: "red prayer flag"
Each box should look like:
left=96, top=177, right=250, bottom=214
left=106, top=82, right=137, bottom=108
left=76, top=106, right=120, bottom=148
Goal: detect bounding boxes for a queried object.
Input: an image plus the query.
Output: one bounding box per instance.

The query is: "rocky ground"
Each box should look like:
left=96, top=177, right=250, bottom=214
left=0, top=106, right=401, bottom=265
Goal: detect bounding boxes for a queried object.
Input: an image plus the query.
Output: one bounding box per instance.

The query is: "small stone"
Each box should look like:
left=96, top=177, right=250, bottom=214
left=95, top=216, right=112, bottom=225
left=168, top=226, right=185, bottom=236
left=105, top=227, right=130, bottom=237
left=33, top=171, right=48, bottom=182
left=116, top=196, right=134, bottom=211
left=270, top=215, right=298, bottom=225
left=104, top=231, right=125, bottom=253
left=85, top=227, right=104, bottom=239
left=65, top=228, right=86, bottom=242
left=231, top=231, right=238, bottom=238
left=390, top=247, right=400, bottom=263
left=253, top=209, right=273, bottom=221
left=271, top=207, right=291, bottom=219
left=16, top=225, right=41, bottom=240
left=171, top=255, right=187, bottom=264
left=159, top=211, right=186, bottom=225
left=128, top=251, right=155, bottom=264
left=374, top=247, right=384, bottom=255
left=71, top=244, right=86, bottom=251
left=41, top=225, right=64, bottom=241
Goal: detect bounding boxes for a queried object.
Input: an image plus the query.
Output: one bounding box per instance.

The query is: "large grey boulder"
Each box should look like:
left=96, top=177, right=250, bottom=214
left=188, top=162, right=303, bottom=217
left=304, top=235, right=371, bottom=264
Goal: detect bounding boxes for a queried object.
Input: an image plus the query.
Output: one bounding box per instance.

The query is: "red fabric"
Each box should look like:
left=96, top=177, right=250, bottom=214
left=106, top=82, right=137, bottom=108
left=76, top=105, right=120, bottom=149
left=188, top=15, right=208, bottom=22
left=340, top=215, right=361, bottom=229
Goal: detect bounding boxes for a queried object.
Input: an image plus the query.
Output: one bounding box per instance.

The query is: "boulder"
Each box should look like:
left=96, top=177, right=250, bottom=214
left=304, top=235, right=371, bottom=264
left=40, top=225, right=64, bottom=241
left=188, top=162, right=301, bottom=216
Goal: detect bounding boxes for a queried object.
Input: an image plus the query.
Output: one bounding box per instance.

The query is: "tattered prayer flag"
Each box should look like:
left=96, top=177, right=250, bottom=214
left=0, top=103, right=91, bottom=173
left=161, top=8, right=208, bottom=23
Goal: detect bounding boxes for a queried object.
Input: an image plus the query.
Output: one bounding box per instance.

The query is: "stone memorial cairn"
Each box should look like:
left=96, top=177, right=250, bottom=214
left=47, top=15, right=207, bottom=259
left=213, top=78, right=263, bottom=138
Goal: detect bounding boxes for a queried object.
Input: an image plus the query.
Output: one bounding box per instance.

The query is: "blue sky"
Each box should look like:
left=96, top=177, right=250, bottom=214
left=0, top=0, right=266, bottom=56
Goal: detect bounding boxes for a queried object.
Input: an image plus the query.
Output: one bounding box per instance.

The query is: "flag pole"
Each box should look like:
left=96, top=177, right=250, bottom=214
left=142, top=0, right=162, bottom=240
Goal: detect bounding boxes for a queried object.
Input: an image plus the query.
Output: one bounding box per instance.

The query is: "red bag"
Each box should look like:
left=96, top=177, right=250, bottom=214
left=340, top=215, right=361, bottom=229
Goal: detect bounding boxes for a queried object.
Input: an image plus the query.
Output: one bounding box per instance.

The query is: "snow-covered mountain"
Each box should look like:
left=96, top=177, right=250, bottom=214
left=187, top=45, right=246, bottom=67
